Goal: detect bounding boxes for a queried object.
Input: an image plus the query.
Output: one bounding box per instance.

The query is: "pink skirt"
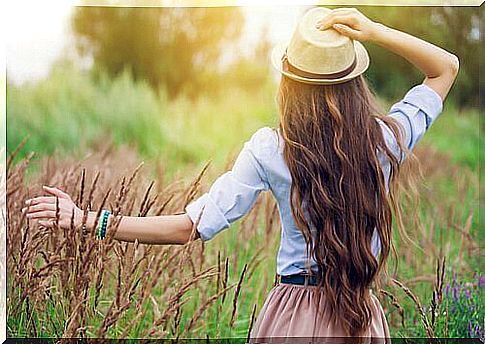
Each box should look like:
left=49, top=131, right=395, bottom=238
left=249, top=282, right=391, bottom=344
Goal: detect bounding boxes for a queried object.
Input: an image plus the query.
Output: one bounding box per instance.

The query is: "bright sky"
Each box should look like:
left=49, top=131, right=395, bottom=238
left=5, top=1, right=77, bottom=85
left=5, top=2, right=312, bottom=85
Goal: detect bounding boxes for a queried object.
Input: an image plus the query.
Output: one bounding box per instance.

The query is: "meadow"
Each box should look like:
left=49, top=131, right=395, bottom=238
left=6, top=64, right=483, bottom=339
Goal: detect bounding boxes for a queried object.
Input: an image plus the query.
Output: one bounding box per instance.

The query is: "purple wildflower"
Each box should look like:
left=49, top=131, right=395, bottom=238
left=445, top=283, right=450, bottom=296
left=474, top=324, right=481, bottom=337
left=478, top=275, right=485, bottom=288
left=453, top=286, right=460, bottom=301
left=467, top=322, right=473, bottom=336
left=464, top=288, right=471, bottom=299
left=469, top=303, right=475, bottom=312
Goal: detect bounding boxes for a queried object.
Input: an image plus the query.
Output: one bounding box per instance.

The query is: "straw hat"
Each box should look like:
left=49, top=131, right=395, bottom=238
left=271, top=7, right=370, bottom=85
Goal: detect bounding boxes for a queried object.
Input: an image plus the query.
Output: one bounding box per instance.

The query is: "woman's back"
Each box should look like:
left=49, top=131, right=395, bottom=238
left=185, top=82, right=443, bottom=277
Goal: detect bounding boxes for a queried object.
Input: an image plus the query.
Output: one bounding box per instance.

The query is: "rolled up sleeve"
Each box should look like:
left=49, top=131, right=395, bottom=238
left=381, top=84, right=443, bottom=161
left=185, top=129, right=270, bottom=241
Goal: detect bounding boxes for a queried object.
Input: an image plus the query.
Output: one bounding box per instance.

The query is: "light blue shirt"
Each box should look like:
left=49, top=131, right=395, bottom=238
left=185, top=84, right=443, bottom=276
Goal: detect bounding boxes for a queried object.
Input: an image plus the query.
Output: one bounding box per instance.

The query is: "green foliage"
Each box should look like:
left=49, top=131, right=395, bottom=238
left=434, top=273, right=484, bottom=338
left=421, top=106, right=479, bottom=170
left=7, top=62, right=277, bottom=176
left=386, top=272, right=484, bottom=339
left=7, top=61, right=169, bottom=164
left=326, top=6, right=480, bottom=108
left=71, top=6, right=479, bottom=107
left=72, top=6, right=245, bottom=99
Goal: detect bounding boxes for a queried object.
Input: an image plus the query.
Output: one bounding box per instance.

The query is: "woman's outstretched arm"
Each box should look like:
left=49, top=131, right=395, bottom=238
left=22, top=186, right=197, bottom=245
left=23, top=128, right=270, bottom=245
left=100, top=213, right=196, bottom=244
left=317, top=8, right=459, bottom=100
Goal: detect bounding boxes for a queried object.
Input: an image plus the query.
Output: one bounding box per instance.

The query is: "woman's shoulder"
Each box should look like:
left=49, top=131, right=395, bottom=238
left=247, top=126, right=281, bottom=158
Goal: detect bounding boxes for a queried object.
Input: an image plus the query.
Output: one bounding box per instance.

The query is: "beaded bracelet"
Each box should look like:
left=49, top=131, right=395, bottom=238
left=97, top=209, right=110, bottom=240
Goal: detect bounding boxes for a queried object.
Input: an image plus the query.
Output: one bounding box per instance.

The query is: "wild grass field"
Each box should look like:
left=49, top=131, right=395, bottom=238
left=6, top=65, right=483, bottom=339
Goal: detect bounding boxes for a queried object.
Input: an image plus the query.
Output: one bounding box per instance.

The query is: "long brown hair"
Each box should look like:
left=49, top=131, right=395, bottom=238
left=277, top=75, right=419, bottom=337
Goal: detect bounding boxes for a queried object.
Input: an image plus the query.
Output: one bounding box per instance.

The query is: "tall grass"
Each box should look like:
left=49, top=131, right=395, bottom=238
left=6, top=63, right=481, bottom=338
left=7, top=143, right=281, bottom=339
left=7, top=62, right=277, bottom=176
left=6, top=138, right=481, bottom=339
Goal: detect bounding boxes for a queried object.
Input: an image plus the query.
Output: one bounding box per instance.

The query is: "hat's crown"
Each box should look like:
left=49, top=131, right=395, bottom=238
left=287, top=7, right=356, bottom=75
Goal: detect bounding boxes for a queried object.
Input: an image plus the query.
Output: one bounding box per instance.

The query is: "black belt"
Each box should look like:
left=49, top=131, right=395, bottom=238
left=279, top=274, right=320, bottom=286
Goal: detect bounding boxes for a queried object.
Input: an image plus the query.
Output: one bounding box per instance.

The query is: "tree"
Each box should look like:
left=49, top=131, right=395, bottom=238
left=354, top=6, right=481, bottom=109
left=72, top=6, right=244, bottom=98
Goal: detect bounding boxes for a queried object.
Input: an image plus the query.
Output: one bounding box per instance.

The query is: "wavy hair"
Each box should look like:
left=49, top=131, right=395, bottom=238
left=277, top=75, right=421, bottom=338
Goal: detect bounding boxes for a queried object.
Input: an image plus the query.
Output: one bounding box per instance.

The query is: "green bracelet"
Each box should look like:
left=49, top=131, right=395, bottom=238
left=97, top=209, right=110, bottom=240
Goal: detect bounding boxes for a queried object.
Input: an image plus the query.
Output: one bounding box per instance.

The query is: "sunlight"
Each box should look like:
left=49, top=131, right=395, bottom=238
left=5, top=1, right=77, bottom=84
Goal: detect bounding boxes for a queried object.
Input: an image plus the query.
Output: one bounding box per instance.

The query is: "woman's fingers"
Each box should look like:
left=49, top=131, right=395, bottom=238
left=43, top=186, right=71, bottom=200
left=25, top=196, right=57, bottom=206
left=317, top=13, right=357, bottom=30
left=26, top=210, right=57, bottom=219
left=21, top=187, right=81, bottom=229
left=332, top=24, right=362, bottom=40
left=317, top=9, right=376, bottom=41
left=22, top=203, right=56, bottom=214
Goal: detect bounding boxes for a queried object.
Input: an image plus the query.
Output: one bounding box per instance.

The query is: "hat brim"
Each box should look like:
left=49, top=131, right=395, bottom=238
left=271, top=40, right=370, bottom=85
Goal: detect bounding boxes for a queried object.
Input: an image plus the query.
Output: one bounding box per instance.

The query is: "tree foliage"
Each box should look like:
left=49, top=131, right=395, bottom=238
left=72, top=6, right=244, bottom=98
left=353, top=6, right=481, bottom=108
left=72, top=6, right=480, bottom=107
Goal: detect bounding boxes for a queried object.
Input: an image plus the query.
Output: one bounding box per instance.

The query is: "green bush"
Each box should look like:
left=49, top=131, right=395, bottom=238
left=7, top=61, right=168, bottom=161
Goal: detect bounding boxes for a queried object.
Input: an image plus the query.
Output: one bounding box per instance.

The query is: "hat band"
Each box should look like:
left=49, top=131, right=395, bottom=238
left=282, top=51, right=357, bottom=80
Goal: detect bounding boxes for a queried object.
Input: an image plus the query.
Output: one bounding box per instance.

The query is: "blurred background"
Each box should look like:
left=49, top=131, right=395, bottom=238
left=5, top=4, right=482, bottom=339
left=6, top=4, right=481, bottom=173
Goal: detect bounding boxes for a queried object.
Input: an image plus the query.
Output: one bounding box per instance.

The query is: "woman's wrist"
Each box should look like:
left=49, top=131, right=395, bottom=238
left=83, top=210, right=114, bottom=239
left=84, top=210, right=106, bottom=231
left=84, top=211, right=98, bottom=231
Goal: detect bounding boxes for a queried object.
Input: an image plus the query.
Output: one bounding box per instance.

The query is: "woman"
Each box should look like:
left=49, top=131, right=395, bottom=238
left=23, top=7, right=458, bottom=341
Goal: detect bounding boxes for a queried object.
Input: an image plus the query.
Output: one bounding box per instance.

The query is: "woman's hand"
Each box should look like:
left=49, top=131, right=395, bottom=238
left=316, top=8, right=379, bottom=42
left=22, top=186, right=83, bottom=229
left=318, top=8, right=459, bottom=100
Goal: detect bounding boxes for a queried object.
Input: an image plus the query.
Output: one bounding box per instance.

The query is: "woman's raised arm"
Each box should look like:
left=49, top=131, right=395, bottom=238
left=317, top=8, right=459, bottom=100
